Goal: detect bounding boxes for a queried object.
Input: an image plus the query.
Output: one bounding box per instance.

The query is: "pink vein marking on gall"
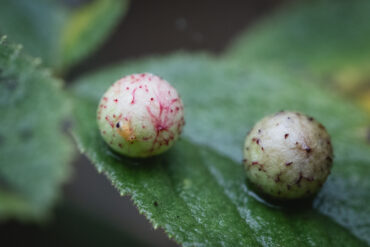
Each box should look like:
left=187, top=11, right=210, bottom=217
left=97, top=72, right=185, bottom=158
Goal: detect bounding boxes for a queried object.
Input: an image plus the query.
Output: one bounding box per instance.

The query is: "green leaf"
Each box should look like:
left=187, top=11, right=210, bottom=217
left=227, top=0, right=370, bottom=112
left=71, top=53, right=370, bottom=246
left=0, top=0, right=66, bottom=69
left=0, top=0, right=129, bottom=71
left=0, top=37, right=74, bottom=221
left=60, top=0, right=130, bottom=70
left=228, top=0, right=370, bottom=73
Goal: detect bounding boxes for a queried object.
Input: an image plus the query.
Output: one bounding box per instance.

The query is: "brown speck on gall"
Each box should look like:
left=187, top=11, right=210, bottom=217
left=243, top=111, right=333, bottom=199
left=295, top=172, right=303, bottom=186
left=275, top=173, right=282, bottom=183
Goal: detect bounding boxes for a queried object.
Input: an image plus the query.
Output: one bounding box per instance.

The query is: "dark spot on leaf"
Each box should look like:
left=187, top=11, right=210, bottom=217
left=19, top=129, right=33, bottom=141
left=285, top=162, right=293, bottom=166
left=284, top=133, right=289, bottom=139
left=258, top=129, right=261, bottom=134
left=308, top=116, right=314, bottom=121
left=154, top=201, right=158, bottom=207
left=116, top=122, right=120, bottom=128
left=252, top=161, right=259, bottom=165
left=305, top=147, right=312, bottom=153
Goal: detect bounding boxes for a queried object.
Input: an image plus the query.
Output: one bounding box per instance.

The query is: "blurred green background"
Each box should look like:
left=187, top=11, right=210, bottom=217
left=0, top=0, right=369, bottom=246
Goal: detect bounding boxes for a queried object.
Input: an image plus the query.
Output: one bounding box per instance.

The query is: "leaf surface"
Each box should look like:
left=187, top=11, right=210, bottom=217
left=0, top=38, right=74, bottom=221
left=71, top=53, right=370, bottom=246
left=227, top=0, right=370, bottom=112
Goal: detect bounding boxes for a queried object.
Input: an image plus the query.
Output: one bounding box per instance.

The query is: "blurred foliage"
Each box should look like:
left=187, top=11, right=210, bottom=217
left=227, top=0, right=370, bottom=113
left=0, top=0, right=129, bottom=73
left=0, top=38, right=74, bottom=221
left=60, top=0, right=129, bottom=70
